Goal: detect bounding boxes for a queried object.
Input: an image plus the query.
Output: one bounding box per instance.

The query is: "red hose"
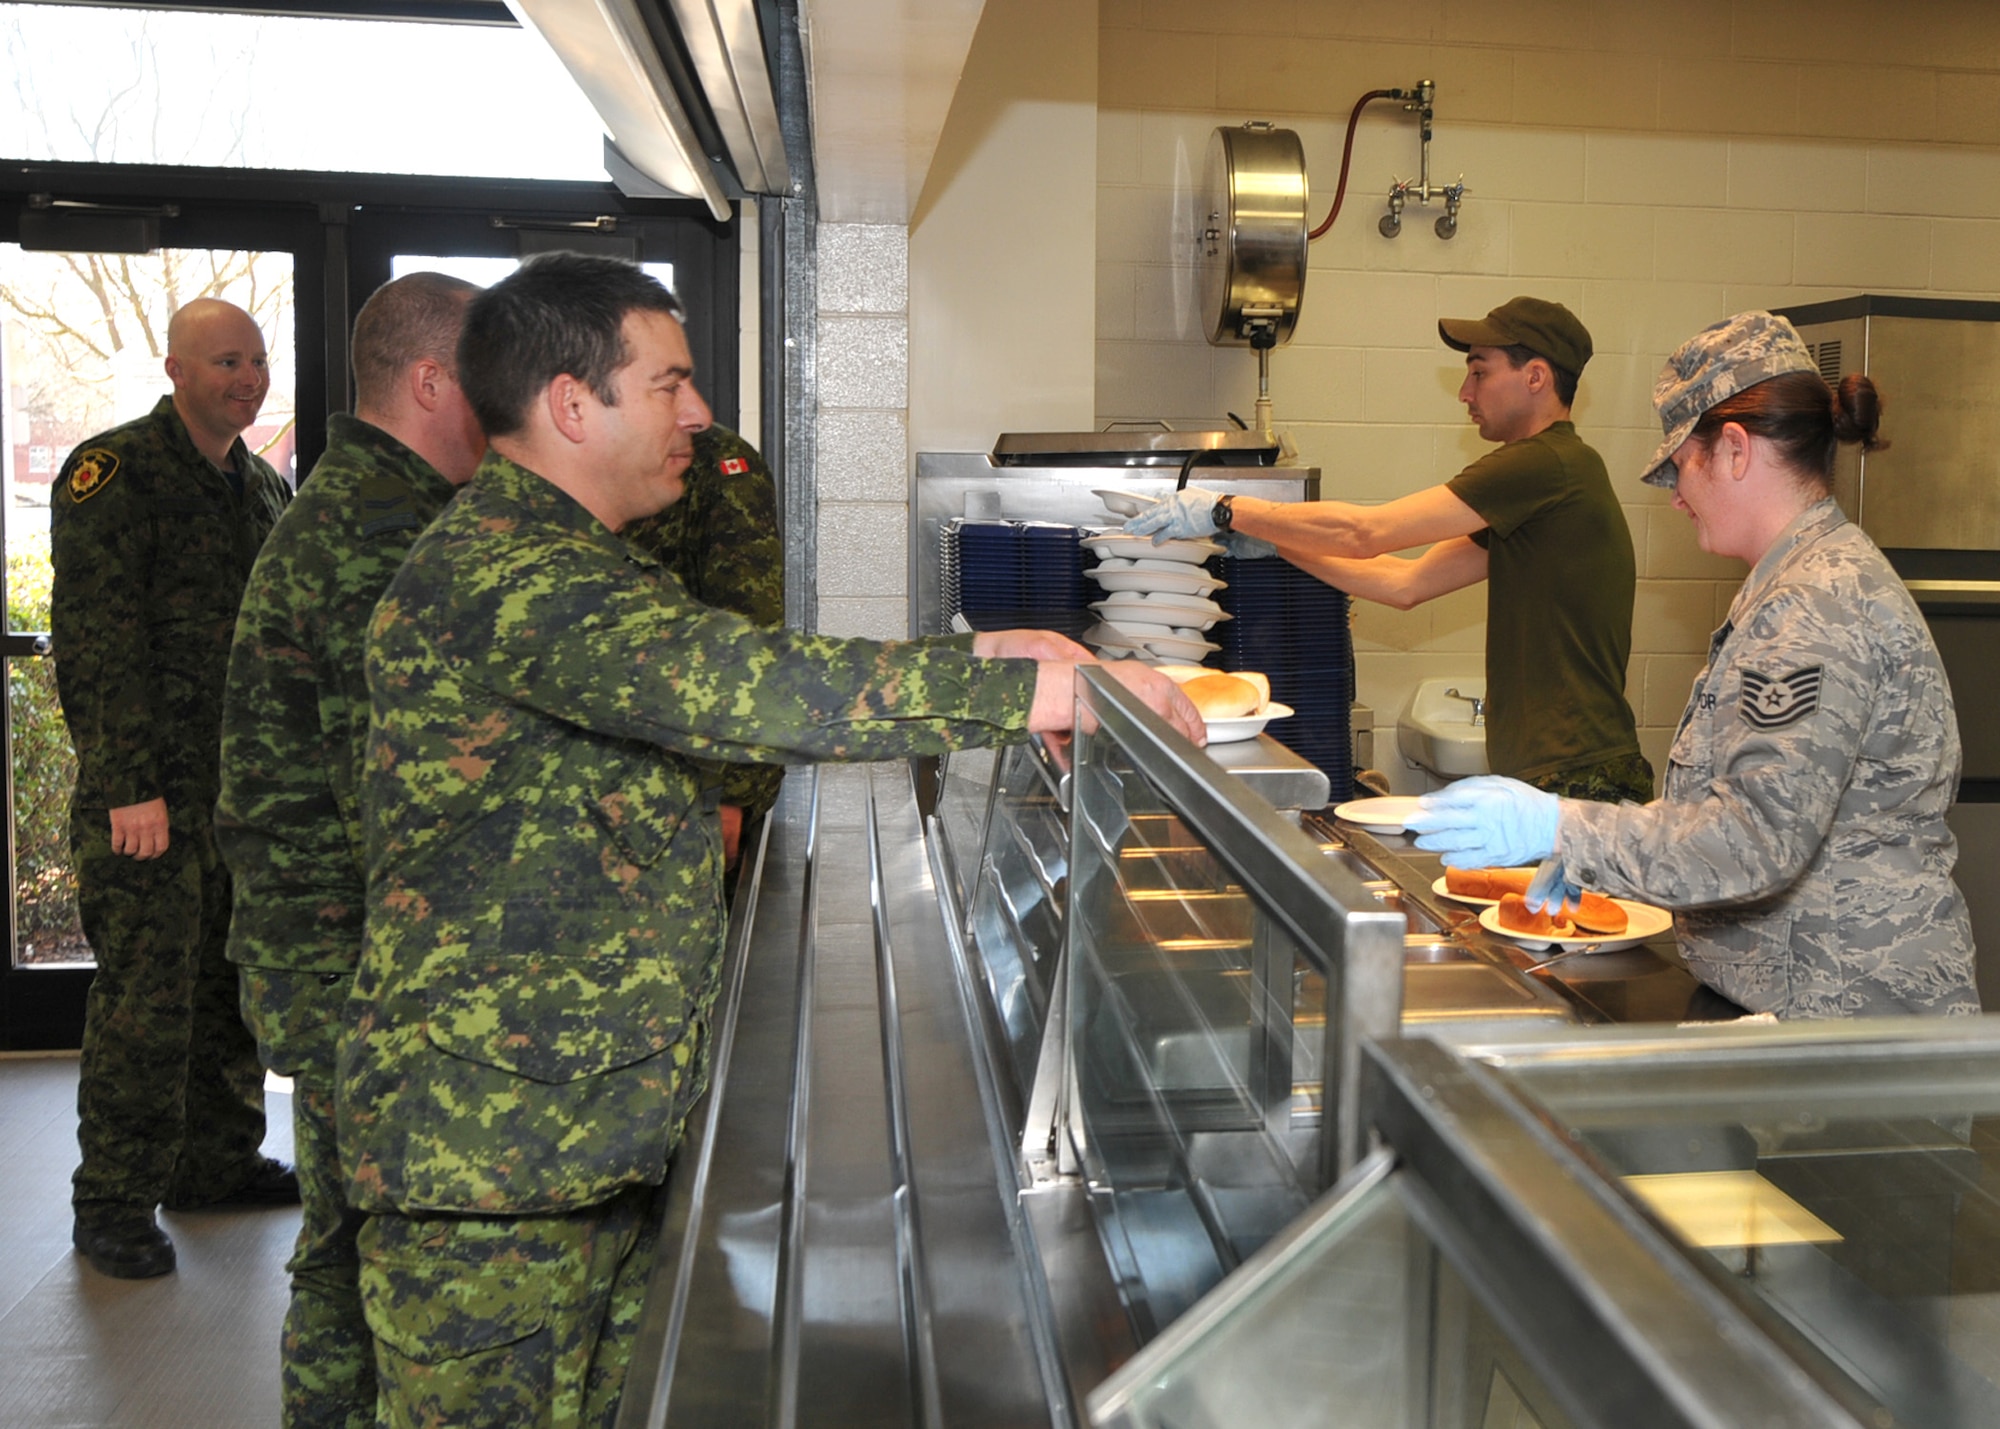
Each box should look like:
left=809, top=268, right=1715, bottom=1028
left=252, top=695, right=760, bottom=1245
left=1309, top=89, right=1402, bottom=241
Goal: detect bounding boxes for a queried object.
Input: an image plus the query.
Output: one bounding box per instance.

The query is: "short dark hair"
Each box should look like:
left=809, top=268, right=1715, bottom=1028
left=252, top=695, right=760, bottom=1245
left=458, top=252, right=687, bottom=439
left=351, top=271, right=480, bottom=411
left=1495, top=342, right=1579, bottom=407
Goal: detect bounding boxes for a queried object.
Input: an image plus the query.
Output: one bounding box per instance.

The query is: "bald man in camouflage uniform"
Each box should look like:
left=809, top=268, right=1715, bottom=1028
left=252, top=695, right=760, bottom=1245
left=218, top=272, right=485, bottom=1427
left=339, top=253, right=1200, bottom=1427
left=623, top=423, right=783, bottom=870
left=55, top=298, right=295, bottom=1281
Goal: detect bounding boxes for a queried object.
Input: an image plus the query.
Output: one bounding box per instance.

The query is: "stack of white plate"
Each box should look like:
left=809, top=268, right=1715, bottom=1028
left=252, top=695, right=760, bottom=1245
left=1079, top=531, right=1227, bottom=662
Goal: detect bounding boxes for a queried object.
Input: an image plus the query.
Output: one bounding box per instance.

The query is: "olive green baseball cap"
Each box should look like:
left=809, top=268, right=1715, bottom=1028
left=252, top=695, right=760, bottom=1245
left=1640, top=311, right=1820, bottom=487
left=1438, top=296, right=1593, bottom=376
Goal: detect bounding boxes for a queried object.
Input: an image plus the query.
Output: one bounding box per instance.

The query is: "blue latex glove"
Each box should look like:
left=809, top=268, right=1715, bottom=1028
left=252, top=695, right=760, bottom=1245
left=1220, top=531, right=1277, bottom=560
left=1525, top=856, right=1581, bottom=916
left=1123, top=488, right=1220, bottom=542
left=1405, top=775, right=1560, bottom=869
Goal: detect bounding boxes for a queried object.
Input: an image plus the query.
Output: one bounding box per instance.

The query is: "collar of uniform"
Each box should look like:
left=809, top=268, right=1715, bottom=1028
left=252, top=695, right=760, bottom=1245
left=151, top=393, right=256, bottom=477
left=1728, top=497, right=1847, bottom=622
left=469, top=452, right=631, bottom=557
left=326, top=412, right=455, bottom=506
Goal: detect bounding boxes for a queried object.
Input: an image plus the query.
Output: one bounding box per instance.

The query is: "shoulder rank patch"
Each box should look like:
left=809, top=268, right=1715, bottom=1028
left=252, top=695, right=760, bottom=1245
left=719, top=456, right=749, bottom=475
left=67, top=448, right=120, bottom=502
left=1739, top=667, right=1822, bottom=730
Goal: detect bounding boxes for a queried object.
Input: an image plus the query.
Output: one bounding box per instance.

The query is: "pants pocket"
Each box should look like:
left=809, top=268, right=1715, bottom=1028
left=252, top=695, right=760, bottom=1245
left=359, top=1220, right=554, bottom=1429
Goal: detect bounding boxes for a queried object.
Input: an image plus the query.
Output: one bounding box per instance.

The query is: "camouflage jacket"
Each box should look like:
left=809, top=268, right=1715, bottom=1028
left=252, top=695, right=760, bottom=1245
left=623, top=425, right=786, bottom=820
left=341, top=453, right=1036, bottom=1214
left=216, top=414, right=459, bottom=978
left=1561, top=501, right=1977, bottom=1019
left=51, top=395, right=290, bottom=815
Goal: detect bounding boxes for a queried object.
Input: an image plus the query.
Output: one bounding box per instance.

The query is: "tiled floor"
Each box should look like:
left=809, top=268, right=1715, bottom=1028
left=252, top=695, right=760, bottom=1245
left=0, top=1054, right=297, bottom=1428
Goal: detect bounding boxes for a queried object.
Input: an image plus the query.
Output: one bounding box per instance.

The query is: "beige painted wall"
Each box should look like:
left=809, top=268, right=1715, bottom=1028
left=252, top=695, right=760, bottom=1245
left=812, top=0, right=1097, bottom=640
left=910, top=0, right=1100, bottom=454
left=1096, top=0, right=2000, bottom=790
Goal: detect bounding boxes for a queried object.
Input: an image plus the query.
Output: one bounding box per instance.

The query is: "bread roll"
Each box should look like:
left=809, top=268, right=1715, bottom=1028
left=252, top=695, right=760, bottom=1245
left=1496, top=893, right=1574, bottom=938
left=1181, top=673, right=1262, bottom=720
left=1235, top=671, right=1271, bottom=707
left=1569, top=892, right=1628, bottom=935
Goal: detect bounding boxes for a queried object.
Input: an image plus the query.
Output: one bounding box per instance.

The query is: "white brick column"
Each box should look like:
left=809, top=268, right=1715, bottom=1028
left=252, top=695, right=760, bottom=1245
left=814, top=224, right=909, bottom=639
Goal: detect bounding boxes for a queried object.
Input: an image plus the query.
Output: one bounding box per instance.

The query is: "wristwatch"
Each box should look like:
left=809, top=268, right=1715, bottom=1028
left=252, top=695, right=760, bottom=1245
left=1211, top=493, right=1235, bottom=533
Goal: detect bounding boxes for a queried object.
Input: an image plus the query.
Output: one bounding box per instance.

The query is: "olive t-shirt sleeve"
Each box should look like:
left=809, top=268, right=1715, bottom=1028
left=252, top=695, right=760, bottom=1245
left=1447, top=439, right=1567, bottom=542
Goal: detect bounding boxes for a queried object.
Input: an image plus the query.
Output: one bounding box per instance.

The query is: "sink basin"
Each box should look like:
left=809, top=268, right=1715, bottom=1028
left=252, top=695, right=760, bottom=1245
left=1397, top=678, right=1490, bottom=779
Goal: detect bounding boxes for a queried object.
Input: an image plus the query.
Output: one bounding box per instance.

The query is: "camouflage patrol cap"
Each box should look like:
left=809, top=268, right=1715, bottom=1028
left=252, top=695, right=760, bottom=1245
left=1438, top=296, right=1592, bottom=376
left=1641, top=311, right=1820, bottom=487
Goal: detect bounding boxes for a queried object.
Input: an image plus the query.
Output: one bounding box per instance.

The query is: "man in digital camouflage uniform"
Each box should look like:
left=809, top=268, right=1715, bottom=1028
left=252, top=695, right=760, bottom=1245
left=623, top=423, right=784, bottom=873
left=54, top=297, right=297, bottom=1281
left=216, top=272, right=485, bottom=1427
left=339, top=252, right=1201, bottom=1427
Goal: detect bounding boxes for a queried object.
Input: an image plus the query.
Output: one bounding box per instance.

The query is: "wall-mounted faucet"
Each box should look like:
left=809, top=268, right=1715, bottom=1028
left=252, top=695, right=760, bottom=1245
left=1443, top=687, right=1485, bottom=725
left=1379, top=79, right=1468, bottom=241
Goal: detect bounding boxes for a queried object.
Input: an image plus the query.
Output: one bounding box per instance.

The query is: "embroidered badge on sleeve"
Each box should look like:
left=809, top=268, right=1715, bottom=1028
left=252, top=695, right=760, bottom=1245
left=66, top=448, right=120, bottom=502
left=1740, top=667, right=1822, bottom=729
left=719, top=457, right=749, bottom=475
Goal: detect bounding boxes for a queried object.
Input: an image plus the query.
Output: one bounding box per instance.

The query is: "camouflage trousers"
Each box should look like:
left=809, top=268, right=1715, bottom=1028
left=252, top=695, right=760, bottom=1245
left=239, top=968, right=373, bottom=1429
left=71, top=809, right=266, bottom=1222
left=358, top=1184, right=660, bottom=1428
left=1529, top=751, right=1656, bottom=806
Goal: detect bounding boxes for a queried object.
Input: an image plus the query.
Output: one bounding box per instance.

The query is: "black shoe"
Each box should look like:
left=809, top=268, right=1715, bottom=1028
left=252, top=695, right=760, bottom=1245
left=165, top=1156, right=301, bottom=1210
left=73, top=1215, right=176, bottom=1279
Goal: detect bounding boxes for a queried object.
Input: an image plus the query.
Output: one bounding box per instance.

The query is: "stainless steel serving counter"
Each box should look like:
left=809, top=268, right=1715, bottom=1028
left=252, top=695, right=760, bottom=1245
left=615, top=672, right=1673, bottom=1426
left=616, top=673, right=2000, bottom=1428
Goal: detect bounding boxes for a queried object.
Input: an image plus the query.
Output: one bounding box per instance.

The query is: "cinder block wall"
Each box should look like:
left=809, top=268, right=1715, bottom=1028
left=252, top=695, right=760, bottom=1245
left=816, top=224, right=911, bottom=641
left=1096, top=0, right=2000, bottom=789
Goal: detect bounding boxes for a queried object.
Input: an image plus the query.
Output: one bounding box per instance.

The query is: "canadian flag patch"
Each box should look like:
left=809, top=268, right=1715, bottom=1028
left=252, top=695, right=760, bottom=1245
left=719, top=457, right=749, bottom=475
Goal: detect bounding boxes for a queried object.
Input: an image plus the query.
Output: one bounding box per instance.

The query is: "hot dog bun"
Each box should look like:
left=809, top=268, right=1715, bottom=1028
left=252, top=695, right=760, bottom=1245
left=1444, top=866, right=1536, bottom=900
left=1182, top=673, right=1263, bottom=720
left=1496, top=893, right=1575, bottom=938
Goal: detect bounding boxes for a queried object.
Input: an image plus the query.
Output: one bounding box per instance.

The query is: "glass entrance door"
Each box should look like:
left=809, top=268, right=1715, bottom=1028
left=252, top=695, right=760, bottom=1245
left=0, top=224, right=302, bottom=1047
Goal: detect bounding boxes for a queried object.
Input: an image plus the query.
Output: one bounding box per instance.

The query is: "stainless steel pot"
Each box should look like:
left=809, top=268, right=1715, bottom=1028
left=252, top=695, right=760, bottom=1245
left=1198, top=122, right=1309, bottom=348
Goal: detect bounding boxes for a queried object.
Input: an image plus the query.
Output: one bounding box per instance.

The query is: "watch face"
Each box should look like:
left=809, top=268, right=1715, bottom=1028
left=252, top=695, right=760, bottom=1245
left=1213, top=495, right=1233, bottom=531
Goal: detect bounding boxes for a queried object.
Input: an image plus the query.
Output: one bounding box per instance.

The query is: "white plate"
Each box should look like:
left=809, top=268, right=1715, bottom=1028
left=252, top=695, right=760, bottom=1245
left=1430, top=871, right=1538, bottom=908
left=1092, top=593, right=1229, bottom=627
left=1138, top=631, right=1221, bottom=661
left=1477, top=899, right=1674, bottom=955
left=1102, top=619, right=1179, bottom=640
left=1332, top=796, right=1425, bottom=833
left=1094, top=488, right=1158, bottom=518
left=1083, top=622, right=1151, bottom=655
left=1089, top=566, right=1226, bottom=596
left=1082, top=533, right=1223, bottom=565
left=1204, top=701, right=1294, bottom=745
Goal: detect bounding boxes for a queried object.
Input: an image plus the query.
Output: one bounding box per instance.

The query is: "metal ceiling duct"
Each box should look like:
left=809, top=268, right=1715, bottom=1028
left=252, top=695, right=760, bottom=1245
left=666, top=0, right=790, bottom=195
left=504, top=0, right=788, bottom=218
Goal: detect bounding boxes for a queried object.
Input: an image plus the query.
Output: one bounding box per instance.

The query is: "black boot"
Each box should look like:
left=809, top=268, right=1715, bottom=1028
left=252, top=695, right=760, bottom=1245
left=165, top=1155, right=300, bottom=1210
left=73, top=1210, right=176, bottom=1279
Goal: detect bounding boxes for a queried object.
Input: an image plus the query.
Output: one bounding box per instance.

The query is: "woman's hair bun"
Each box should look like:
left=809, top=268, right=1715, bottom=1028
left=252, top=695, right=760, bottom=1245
left=1833, top=373, right=1888, bottom=454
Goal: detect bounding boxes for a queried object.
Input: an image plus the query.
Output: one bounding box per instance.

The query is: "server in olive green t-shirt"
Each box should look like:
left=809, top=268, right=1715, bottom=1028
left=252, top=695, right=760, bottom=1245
left=1122, top=296, right=1650, bottom=803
